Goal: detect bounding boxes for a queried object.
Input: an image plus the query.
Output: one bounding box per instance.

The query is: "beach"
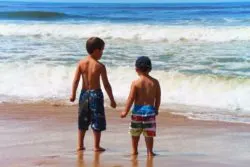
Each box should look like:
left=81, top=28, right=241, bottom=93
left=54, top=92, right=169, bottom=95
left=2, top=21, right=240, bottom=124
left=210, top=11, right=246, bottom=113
left=1, top=103, right=250, bottom=167
left=1, top=2, right=250, bottom=166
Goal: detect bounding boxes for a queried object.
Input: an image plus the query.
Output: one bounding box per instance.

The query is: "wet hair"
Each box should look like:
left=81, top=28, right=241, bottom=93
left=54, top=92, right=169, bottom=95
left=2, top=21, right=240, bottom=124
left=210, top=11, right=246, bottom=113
left=135, top=56, right=152, bottom=72
left=86, top=37, right=105, bottom=54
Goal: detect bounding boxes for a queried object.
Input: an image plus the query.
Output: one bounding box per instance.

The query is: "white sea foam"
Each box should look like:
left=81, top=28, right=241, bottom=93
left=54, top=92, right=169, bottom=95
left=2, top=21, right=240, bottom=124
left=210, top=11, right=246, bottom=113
left=0, top=23, right=250, bottom=42
left=1, top=64, right=250, bottom=116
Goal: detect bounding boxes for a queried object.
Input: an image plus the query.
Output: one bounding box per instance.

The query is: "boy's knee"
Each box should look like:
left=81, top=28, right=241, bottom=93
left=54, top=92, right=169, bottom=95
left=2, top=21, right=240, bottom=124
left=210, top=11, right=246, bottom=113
left=143, top=130, right=156, bottom=137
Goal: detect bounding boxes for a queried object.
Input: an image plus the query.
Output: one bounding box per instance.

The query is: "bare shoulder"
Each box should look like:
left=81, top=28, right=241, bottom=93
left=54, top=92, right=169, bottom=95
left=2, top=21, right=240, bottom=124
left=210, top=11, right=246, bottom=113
left=97, top=61, right=106, bottom=71
left=77, top=58, right=89, bottom=73
left=77, top=60, right=84, bottom=68
left=133, top=78, right=141, bottom=87
left=149, top=76, right=160, bottom=86
left=78, top=58, right=88, bottom=66
left=98, top=61, right=105, bottom=67
left=154, top=77, right=160, bottom=84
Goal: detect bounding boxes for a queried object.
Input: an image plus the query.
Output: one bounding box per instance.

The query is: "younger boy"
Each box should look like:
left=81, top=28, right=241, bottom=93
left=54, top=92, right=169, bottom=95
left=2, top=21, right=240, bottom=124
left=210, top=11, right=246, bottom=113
left=70, top=37, right=116, bottom=152
left=121, top=56, right=161, bottom=156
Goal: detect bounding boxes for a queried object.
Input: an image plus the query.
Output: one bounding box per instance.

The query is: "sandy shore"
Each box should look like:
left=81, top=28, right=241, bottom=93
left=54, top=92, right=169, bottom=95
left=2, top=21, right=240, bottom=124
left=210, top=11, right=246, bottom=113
left=0, top=103, right=250, bottom=167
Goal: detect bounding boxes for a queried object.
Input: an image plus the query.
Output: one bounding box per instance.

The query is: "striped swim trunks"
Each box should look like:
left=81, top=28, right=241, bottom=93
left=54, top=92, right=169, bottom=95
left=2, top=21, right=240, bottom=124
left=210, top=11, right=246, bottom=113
left=129, top=105, right=156, bottom=137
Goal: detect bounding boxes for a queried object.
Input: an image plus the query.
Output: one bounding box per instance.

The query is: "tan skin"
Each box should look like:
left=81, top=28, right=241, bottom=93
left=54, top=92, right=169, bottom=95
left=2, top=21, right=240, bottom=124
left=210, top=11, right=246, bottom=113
left=121, top=68, right=161, bottom=157
left=70, top=47, right=116, bottom=152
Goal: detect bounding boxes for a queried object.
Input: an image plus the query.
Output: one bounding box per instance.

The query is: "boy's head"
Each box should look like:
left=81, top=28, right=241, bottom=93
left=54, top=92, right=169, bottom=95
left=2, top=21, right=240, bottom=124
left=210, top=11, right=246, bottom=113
left=135, top=56, right=152, bottom=73
left=86, top=37, right=105, bottom=59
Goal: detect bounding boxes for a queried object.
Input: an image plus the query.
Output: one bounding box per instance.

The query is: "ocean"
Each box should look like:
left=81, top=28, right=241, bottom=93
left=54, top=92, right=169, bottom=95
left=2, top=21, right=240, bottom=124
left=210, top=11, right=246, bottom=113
left=0, top=1, right=250, bottom=123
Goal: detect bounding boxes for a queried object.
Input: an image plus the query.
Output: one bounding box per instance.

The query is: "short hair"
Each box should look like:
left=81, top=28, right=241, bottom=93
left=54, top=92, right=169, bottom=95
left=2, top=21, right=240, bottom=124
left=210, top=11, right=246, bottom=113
left=135, top=56, right=152, bottom=72
left=86, top=37, right=105, bottom=54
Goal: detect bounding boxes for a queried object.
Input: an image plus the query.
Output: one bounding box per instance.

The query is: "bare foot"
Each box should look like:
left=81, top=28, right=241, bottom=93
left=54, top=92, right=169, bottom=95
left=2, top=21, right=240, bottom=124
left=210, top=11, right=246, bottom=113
left=94, top=147, right=106, bottom=152
left=131, top=151, right=138, bottom=155
left=77, top=147, right=86, bottom=152
left=147, top=152, right=156, bottom=157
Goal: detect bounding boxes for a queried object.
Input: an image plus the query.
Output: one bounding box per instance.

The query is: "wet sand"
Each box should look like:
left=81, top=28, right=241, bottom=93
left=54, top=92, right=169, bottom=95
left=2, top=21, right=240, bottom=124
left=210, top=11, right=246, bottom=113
left=0, top=103, right=250, bottom=167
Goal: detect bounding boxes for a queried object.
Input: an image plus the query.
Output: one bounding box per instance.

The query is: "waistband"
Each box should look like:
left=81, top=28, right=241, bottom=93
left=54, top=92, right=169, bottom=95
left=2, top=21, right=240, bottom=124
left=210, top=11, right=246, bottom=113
left=81, top=88, right=102, bottom=93
left=133, top=104, right=156, bottom=111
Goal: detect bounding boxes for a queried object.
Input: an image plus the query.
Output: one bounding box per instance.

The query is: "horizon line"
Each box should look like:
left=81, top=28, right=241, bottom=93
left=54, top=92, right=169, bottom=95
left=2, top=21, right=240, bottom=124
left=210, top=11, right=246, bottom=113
left=2, top=1, right=250, bottom=4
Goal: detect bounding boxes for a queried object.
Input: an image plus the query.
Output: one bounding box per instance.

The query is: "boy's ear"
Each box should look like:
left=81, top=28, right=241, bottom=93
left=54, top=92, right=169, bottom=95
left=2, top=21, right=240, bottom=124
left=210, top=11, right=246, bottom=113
left=92, top=48, right=98, bottom=53
left=95, top=48, right=103, bottom=54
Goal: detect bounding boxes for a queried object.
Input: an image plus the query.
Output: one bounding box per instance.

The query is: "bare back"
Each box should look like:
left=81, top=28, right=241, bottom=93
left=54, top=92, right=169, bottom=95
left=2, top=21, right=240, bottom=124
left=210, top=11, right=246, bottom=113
left=79, top=56, right=103, bottom=90
left=134, top=75, right=160, bottom=106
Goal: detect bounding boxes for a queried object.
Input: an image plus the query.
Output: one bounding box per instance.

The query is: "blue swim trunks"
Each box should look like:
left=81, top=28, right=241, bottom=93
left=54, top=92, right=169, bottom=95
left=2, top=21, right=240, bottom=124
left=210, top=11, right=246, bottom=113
left=78, top=89, right=106, bottom=131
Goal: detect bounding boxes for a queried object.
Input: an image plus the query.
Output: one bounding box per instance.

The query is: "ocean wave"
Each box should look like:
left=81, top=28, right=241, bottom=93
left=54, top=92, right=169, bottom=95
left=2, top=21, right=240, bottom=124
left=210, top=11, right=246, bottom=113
left=0, top=64, right=250, bottom=114
left=0, top=11, right=73, bottom=20
left=0, top=23, right=250, bottom=42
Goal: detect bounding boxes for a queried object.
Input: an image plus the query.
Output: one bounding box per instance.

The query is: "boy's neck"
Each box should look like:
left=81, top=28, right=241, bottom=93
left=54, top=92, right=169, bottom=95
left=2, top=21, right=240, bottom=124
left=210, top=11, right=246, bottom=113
left=139, top=72, right=150, bottom=77
left=89, top=54, right=98, bottom=60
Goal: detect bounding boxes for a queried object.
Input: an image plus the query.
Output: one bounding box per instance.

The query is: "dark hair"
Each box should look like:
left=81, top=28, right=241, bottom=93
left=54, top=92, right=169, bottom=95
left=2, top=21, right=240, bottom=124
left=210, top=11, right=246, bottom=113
left=135, top=56, right=152, bottom=72
left=86, top=37, right=105, bottom=54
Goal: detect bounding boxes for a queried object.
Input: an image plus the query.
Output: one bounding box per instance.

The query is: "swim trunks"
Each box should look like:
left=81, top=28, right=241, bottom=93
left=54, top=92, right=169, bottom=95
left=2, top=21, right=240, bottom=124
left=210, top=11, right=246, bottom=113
left=78, top=89, right=106, bottom=131
left=129, top=105, right=156, bottom=137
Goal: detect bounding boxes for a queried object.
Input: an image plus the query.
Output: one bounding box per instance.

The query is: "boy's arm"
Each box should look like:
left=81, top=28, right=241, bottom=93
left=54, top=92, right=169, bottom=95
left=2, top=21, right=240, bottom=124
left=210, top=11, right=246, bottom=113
left=121, top=82, right=136, bottom=118
left=154, top=80, right=161, bottom=115
left=70, top=63, right=81, bottom=102
left=101, top=65, right=116, bottom=108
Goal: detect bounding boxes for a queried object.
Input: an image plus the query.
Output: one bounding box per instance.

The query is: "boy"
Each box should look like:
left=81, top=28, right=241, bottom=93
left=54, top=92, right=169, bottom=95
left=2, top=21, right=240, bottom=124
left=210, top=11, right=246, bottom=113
left=120, top=56, right=161, bottom=156
left=70, top=37, right=116, bottom=152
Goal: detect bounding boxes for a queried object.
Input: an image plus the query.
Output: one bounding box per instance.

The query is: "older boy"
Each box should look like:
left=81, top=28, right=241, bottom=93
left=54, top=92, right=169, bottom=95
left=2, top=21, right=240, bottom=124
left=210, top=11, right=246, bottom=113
left=70, top=37, right=116, bottom=152
left=121, top=56, right=161, bottom=156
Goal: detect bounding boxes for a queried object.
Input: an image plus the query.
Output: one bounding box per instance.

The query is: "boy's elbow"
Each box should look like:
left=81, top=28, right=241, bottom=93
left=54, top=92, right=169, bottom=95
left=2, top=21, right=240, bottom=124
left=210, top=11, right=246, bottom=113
left=73, top=79, right=80, bottom=85
left=104, top=83, right=111, bottom=89
left=155, top=100, right=160, bottom=106
left=128, top=96, right=135, bottom=103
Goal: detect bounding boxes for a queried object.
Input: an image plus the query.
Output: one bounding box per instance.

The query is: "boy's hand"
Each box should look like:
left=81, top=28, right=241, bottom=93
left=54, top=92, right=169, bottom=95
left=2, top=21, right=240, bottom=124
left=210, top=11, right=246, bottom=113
left=70, top=95, right=75, bottom=102
left=120, top=111, right=127, bottom=118
left=110, top=100, right=116, bottom=108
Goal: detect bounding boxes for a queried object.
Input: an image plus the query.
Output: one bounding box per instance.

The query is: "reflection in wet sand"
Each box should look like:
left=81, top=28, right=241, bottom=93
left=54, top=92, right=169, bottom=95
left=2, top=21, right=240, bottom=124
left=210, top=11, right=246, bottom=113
left=131, top=155, right=154, bottom=167
left=77, top=151, right=104, bottom=167
left=146, top=156, right=154, bottom=167
left=77, top=151, right=85, bottom=167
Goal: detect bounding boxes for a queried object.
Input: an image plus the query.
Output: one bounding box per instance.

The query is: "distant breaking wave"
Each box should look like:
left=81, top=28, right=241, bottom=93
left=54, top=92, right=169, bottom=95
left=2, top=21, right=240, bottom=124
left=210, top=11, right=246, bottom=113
left=0, top=10, right=151, bottom=21
left=0, top=11, right=73, bottom=20
left=0, top=23, right=250, bottom=42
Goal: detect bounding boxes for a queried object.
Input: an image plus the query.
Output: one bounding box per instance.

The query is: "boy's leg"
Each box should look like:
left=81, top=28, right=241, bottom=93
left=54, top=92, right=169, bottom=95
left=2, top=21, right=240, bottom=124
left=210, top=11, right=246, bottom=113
left=144, top=137, right=156, bottom=156
left=78, top=130, right=86, bottom=151
left=78, top=90, right=90, bottom=151
left=89, top=90, right=106, bottom=152
left=93, top=130, right=105, bottom=152
left=131, top=136, right=140, bottom=155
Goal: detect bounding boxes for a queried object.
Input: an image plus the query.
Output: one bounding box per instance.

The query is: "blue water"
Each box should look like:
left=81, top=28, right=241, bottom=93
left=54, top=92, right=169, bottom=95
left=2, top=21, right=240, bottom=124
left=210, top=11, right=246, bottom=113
left=1, top=2, right=250, bottom=25
left=0, top=1, right=250, bottom=123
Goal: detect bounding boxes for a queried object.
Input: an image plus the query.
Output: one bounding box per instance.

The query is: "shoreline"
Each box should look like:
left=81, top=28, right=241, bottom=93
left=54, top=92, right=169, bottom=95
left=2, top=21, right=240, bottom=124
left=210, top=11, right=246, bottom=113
left=1, top=102, right=249, bottom=126
left=0, top=103, right=250, bottom=167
